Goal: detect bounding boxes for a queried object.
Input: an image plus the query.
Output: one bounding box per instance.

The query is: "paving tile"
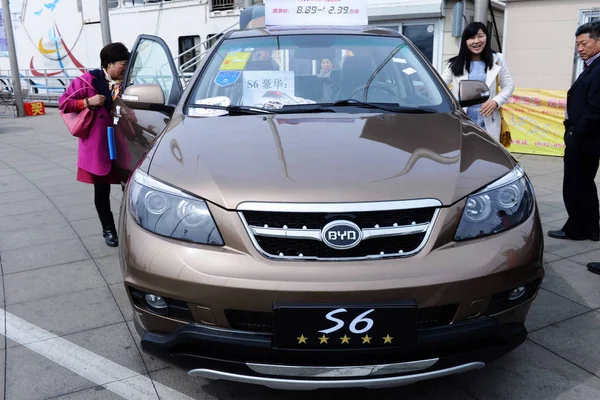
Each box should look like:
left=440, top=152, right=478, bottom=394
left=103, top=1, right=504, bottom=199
left=0, top=179, right=37, bottom=194
left=568, top=249, right=600, bottom=268
left=71, top=217, right=103, bottom=239
left=59, top=203, right=100, bottom=222
left=538, top=203, right=569, bottom=224
left=0, top=188, right=44, bottom=205
left=40, top=182, right=93, bottom=197
left=12, top=161, right=68, bottom=174
left=0, top=197, right=56, bottom=218
left=529, top=311, right=600, bottom=377
left=546, top=217, right=567, bottom=229
left=541, top=259, right=600, bottom=309
left=20, top=167, right=72, bottom=181
left=0, top=238, right=90, bottom=275
left=454, top=340, right=600, bottom=399
left=536, top=191, right=564, bottom=209
left=31, top=175, right=77, bottom=189
left=0, top=349, right=4, bottom=395
left=529, top=175, right=564, bottom=190
left=82, top=235, right=119, bottom=259
left=531, top=185, right=557, bottom=197
left=95, top=255, right=124, bottom=285
left=5, top=345, right=95, bottom=400
left=0, top=222, right=78, bottom=251
left=3, top=260, right=106, bottom=305
left=0, top=173, right=24, bottom=185
left=126, top=321, right=171, bottom=373
left=63, top=323, right=148, bottom=376
left=7, top=286, right=123, bottom=337
left=49, top=191, right=95, bottom=208
left=543, top=252, right=562, bottom=264
left=542, top=226, right=599, bottom=258
left=525, top=288, right=591, bottom=332
left=110, top=283, right=133, bottom=322
left=0, top=168, right=18, bottom=177
left=48, top=386, right=124, bottom=399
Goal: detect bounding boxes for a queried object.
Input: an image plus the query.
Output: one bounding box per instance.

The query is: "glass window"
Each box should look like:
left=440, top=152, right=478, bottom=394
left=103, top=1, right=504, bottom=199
left=179, top=35, right=201, bottom=72
left=129, top=38, right=174, bottom=104
left=402, top=24, right=435, bottom=64
left=189, top=34, right=450, bottom=113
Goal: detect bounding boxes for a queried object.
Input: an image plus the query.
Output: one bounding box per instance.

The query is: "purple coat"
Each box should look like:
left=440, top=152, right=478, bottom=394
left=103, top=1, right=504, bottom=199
left=58, top=71, right=130, bottom=176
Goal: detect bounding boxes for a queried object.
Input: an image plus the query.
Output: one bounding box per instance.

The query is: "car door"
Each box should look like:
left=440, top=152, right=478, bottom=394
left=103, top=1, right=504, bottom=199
left=118, top=34, right=182, bottom=180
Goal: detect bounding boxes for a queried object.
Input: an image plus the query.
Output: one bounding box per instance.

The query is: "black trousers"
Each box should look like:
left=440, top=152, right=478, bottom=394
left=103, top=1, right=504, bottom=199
left=94, top=184, right=115, bottom=230
left=562, top=143, right=600, bottom=238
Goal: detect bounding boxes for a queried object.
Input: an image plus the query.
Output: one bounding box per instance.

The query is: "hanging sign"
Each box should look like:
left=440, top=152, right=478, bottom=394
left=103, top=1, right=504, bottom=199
left=264, top=0, right=368, bottom=26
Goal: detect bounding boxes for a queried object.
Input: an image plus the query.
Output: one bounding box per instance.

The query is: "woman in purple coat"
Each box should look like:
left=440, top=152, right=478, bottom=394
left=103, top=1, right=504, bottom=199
left=59, top=43, right=133, bottom=247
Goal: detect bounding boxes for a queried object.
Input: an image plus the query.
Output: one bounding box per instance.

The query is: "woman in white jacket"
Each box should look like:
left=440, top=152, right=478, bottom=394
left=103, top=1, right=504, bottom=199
left=441, top=22, right=515, bottom=142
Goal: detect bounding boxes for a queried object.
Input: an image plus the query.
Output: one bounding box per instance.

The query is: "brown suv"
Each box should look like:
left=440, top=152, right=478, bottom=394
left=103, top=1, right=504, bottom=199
left=117, top=24, right=544, bottom=390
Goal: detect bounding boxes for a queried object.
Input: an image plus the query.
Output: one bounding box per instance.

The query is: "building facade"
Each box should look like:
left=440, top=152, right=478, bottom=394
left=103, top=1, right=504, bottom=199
left=504, top=0, right=600, bottom=91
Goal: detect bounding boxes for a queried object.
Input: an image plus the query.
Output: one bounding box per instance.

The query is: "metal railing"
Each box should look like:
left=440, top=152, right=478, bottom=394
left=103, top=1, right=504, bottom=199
left=211, top=0, right=245, bottom=12
left=0, top=68, right=87, bottom=106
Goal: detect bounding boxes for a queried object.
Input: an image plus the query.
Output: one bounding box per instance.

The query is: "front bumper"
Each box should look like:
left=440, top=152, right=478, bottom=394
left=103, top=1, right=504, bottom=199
left=135, top=313, right=528, bottom=390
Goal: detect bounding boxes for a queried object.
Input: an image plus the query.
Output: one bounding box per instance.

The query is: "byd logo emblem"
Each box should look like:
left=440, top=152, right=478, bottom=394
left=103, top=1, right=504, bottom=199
left=321, top=220, right=362, bottom=250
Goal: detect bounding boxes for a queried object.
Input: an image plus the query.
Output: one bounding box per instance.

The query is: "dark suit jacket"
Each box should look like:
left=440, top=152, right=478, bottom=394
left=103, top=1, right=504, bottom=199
left=565, top=56, right=600, bottom=154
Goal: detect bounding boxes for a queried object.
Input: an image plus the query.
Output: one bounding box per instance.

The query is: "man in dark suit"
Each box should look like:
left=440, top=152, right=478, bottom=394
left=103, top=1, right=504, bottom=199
left=549, top=21, right=600, bottom=255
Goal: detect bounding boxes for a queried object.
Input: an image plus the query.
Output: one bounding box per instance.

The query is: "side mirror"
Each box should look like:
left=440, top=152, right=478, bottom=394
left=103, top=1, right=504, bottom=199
left=122, top=84, right=165, bottom=107
left=458, top=80, right=490, bottom=108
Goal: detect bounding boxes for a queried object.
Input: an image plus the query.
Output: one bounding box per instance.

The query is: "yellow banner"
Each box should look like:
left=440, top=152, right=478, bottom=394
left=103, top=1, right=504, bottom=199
left=502, top=89, right=567, bottom=157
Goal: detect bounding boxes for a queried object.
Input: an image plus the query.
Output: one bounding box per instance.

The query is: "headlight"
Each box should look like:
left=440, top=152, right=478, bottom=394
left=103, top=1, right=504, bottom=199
left=455, top=165, right=535, bottom=241
left=128, top=170, right=224, bottom=245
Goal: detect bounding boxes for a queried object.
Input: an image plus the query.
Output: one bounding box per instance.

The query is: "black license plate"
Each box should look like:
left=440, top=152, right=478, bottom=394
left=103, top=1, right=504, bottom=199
left=273, top=301, right=417, bottom=349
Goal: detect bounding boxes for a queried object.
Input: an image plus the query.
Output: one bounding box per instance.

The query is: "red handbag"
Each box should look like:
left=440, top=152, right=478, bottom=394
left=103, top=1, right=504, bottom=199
left=60, top=77, right=96, bottom=139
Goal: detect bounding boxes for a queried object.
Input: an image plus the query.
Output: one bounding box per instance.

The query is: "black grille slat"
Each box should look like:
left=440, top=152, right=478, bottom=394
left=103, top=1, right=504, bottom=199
left=241, top=207, right=436, bottom=259
left=225, top=305, right=458, bottom=333
left=256, top=234, right=426, bottom=259
left=242, top=208, right=436, bottom=230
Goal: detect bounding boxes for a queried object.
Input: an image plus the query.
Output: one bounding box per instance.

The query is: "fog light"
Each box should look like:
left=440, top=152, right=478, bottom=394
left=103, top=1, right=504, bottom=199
left=145, top=294, right=169, bottom=315
left=508, top=286, right=526, bottom=301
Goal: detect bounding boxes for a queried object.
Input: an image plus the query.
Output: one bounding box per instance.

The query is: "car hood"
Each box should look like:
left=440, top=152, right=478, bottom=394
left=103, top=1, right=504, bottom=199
left=148, top=112, right=516, bottom=210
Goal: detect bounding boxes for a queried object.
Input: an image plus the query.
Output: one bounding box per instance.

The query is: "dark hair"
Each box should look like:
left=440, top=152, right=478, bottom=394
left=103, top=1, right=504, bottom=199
left=100, top=42, right=130, bottom=69
left=576, top=21, right=600, bottom=40
left=447, top=22, right=495, bottom=77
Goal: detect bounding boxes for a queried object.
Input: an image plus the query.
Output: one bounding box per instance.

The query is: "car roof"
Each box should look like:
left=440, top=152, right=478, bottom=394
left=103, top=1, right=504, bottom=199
left=224, top=25, right=404, bottom=39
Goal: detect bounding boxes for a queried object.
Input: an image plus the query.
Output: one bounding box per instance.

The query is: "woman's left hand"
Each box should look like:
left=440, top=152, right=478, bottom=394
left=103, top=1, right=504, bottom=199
left=480, top=100, right=498, bottom=117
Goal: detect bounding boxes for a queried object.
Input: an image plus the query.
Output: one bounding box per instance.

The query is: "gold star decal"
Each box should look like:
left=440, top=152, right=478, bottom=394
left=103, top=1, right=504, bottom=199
left=318, top=335, right=329, bottom=344
left=383, top=334, right=393, bottom=344
left=361, top=335, right=372, bottom=344
left=297, top=334, right=308, bottom=344
left=340, top=334, right=351, bottom=344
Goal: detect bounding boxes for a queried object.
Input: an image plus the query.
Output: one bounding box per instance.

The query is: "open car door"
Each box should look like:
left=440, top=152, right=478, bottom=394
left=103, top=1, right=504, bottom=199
left=118, top=34, right=183, bottom=182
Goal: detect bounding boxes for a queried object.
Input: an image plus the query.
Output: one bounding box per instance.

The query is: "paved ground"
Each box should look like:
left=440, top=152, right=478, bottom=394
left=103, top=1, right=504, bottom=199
left=1, top=110, right=600, bottom=400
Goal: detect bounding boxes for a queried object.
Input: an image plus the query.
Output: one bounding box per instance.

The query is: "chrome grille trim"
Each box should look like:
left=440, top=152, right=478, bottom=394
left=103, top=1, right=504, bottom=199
left=237, top=199, right=442, bottom=213
left=250, top=226, right=322, bottom=241
left=362, top=222, right=429, bottom=239
left=249, top=222, right=430, bottom=242
left=238, top=199, right=441, bottom=261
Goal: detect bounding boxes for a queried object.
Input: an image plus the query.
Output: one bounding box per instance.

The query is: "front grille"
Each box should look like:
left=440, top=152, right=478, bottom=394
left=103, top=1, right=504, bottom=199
left=239, top=203, right=439, bottom=261
left=225, top=305, right=458, bottom=334
left=255, top=234, right=427, bottom=259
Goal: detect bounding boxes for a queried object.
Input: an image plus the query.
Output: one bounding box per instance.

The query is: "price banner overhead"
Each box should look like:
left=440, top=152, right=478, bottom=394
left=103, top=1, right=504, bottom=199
left=264, top=0, right=368, bottom=26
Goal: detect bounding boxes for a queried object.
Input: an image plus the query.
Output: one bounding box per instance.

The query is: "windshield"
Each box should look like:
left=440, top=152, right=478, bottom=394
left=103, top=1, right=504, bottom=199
left=188, top=34, right=451, bottom=115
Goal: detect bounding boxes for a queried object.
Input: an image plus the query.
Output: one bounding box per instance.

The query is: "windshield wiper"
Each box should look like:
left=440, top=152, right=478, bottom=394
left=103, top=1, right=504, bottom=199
left=330, top=99, right=437, bottom=114
left=188, top=104, right=274, bottom=115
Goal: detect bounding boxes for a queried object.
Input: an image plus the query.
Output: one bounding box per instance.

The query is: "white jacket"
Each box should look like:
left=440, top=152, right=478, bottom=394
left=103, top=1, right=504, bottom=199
left=441, top=52, right=515, bottom=142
